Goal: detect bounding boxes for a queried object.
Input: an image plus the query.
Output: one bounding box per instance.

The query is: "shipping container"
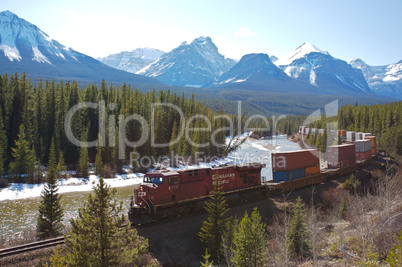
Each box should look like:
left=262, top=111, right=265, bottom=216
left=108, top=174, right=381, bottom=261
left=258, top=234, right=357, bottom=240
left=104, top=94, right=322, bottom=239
left=327, top=144, right=356, bottom=169
left=289, top=168, right=305, bottom=180
left=273, top=168, right=307, bottom=182
left=354, top=140, right=371, bottom=152
left=363, top=133, right=372, bottom=139
left=341, top=130, right=347, bottom=137
left=272, top=149, right=319, bottom=171
left=356, top=150, right=372, bottom=161
left=319, top=129, right=325, bottom=136
left=355, top=133, right=364, bottom=141
left=299, top=126, right=307, bottom=134
left=365, top=136, right=376, bottom=147
left=273, top=171, right=287, bottom=183
left=305, top=165, right=320, bottom=176
left=346, top=131, right=356, bottom=142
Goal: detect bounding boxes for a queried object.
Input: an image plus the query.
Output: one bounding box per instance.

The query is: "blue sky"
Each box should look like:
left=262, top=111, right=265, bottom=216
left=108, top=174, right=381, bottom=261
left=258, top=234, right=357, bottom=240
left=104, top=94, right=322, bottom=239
left=1, top=0, right=401, bottom=65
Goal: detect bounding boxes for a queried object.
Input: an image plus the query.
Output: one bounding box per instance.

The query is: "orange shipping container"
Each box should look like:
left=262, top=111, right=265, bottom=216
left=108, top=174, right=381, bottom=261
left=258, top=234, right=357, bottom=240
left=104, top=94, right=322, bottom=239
left=371, top=147, right=376, bottom=155
left=305, top=166, right=320, bottom=176
left=365, top=136, right=376, bottom=148
left=272, top=149, right=319, bottom=171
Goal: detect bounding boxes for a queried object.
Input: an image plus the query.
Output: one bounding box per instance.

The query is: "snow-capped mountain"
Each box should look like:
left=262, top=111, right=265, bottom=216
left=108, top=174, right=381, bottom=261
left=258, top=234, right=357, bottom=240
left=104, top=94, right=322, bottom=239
left=138, top=36, right=236, bottom=87
left=0, top=10, right=161, bottom=85
left=275, top=43, right=371, bottom=94
left=212, top=53, right=289, bottom=86
left=98, top=48, right=165, bottom=73
left=269, top=55, right=278, bottom=63
left=349, top=58, right=402, bottom=99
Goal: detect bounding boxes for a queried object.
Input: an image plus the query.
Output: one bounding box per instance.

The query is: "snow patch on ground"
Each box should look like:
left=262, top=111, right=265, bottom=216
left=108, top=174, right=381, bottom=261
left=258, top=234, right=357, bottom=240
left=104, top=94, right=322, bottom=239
left=0, top=174, right=144, bottom=201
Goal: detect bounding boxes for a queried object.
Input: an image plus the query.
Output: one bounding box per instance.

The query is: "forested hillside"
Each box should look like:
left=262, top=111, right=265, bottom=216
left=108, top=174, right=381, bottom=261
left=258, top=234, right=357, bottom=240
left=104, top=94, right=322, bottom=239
left=0, top=73, right=228, bottom=183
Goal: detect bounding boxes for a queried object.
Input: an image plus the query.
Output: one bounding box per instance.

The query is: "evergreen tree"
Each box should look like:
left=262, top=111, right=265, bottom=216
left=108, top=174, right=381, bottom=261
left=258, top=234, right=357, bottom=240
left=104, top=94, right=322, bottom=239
left=94, top=135, right=103, bottom=176
left=286, top=196, right=311, bottom=258
left=37, top=140, right=64, bottom=239
left=386, top=231, right=402, bottom=267
left=77, top=131, right=89, bottom=178
left=64, top=177, right=148, bottom=266
left=57, top=150, right=67, bottom=178
left=34, top=159, right=43, bottom=184
left=198, top=176, right=229, bottom=262
left=0, top=108, right=6, bottom=176
left=169, top=120, right=179, bottom=155
left=222, top=217, right=238, bottom=266
left=9, top=124, right=36, bottom=180
left=232, top=208, right=268, bottom=267
left=342, top=174, right=360, bottom=193
left=200, top=249, right=214, bottom=267
left=337, top=196, right=348, bottom=220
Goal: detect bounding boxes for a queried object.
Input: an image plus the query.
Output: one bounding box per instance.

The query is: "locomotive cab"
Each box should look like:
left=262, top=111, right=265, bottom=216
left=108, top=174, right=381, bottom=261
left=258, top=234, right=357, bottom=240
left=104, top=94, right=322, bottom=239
left=129, top=171, right=180, bottom=224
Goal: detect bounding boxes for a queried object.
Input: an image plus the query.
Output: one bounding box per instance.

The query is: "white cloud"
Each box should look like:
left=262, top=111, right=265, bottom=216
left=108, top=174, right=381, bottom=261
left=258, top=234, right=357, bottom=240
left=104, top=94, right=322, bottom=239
left=235, top=27, right=256, bottom=38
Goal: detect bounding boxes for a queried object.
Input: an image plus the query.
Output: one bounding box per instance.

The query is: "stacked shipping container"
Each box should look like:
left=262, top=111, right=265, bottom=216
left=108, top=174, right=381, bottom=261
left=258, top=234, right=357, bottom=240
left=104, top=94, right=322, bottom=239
left=327, top=144, right=356, bottom=169
left=355, top=132, right=364, bottom=141
left=272, top=149, right=320, bottom=183
left=346, top=131, right=356, bottom=142
left=354, top=140, right=372, bottom=161
left=319, top=129, right=325, bottom=136
left=364, top=136, right=377, bottom=155
left=337, top=130, right=347, bottom=140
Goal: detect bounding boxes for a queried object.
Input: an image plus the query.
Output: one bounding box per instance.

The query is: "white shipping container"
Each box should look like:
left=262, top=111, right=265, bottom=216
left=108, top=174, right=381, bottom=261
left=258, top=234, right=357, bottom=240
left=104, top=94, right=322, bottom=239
left=346, top=131, right=356, bottom=142
left=364, top=139, right=371, bottom=152
left=355, top=133, right=364, bottom=141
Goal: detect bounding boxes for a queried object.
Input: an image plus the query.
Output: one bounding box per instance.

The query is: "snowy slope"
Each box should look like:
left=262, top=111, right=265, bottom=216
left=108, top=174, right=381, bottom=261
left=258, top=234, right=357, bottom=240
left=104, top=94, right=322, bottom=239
left=98, top=48, right=165, bottom=73
left=0, top=10, right=74, bottom=63
left=212, top=53, right=289, bottom=85
left=0, top=10, right=162, bottom=86
left=350, top=58, right=402, bottom=99
left=138, top=36, right=236, bottom=87
left=275, top=42, right=329, bottom=66
left=275, top=43, right=371, bottom=94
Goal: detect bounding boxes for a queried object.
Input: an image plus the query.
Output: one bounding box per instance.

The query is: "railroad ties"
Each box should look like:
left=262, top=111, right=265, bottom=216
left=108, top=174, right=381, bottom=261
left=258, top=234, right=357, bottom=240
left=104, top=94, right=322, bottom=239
left=0, top=236, right=65, bottom=258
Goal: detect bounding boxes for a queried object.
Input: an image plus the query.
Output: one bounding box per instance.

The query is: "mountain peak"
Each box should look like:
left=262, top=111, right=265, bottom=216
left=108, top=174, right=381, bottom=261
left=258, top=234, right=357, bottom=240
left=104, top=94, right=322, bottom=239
left=0, top=10, right=18, bottom=18
left=180, top=36, right=213, bottom=47
left=212, top=52, right=289, bottom=87
left=276, top=42, right=329, bottom=66
left=139, top=36, right=234, bottom=87
left=99, top=48, right=165, bottom=74
left=193, top=36, right=212, bottom=43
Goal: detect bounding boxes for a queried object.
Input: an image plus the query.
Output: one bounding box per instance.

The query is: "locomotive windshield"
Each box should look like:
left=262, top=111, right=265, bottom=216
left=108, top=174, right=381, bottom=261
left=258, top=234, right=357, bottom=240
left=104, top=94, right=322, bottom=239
left=144, top=176, right=164, bottom=183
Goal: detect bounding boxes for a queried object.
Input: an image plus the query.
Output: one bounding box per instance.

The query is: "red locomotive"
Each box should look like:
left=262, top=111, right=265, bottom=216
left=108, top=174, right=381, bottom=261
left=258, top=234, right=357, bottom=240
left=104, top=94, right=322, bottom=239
left=128, top=163, right=265, bottom=223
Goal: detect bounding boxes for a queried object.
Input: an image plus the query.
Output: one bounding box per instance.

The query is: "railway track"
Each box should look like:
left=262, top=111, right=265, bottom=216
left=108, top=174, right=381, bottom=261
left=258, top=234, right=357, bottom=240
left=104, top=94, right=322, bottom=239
left=0, top=236, right=65, bottom=258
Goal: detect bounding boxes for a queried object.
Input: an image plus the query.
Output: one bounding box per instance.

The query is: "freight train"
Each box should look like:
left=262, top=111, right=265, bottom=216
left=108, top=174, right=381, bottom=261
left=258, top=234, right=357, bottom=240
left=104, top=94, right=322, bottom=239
left=128, top=133, right=377, bottom=224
